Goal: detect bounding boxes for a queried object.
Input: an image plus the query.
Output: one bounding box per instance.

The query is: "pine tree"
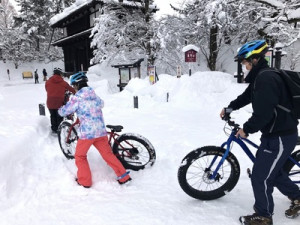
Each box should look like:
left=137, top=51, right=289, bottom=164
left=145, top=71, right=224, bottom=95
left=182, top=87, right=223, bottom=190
left=14, top=0, right=52, bottom=59
left=0, top=0, right=16, bottom=29
left=0, top=0, right=18, bottom=64
left=8, top=0, right=74, bottom=64
left=2, top=28, right=28, bottom=68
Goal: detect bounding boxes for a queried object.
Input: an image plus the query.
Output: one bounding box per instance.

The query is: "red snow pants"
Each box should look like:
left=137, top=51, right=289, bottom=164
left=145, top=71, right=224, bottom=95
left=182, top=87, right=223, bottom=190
left=75, top=136, right=130, bottom=187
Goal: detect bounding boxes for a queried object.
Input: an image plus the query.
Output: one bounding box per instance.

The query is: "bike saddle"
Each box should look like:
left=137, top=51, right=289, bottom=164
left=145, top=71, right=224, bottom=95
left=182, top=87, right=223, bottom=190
left=106, top=125, right=123, bottom=132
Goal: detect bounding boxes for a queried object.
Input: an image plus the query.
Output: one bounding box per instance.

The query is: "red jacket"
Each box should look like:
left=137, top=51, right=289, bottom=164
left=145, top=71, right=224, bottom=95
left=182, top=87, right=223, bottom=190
left=45, top=74, right=75, bottom=109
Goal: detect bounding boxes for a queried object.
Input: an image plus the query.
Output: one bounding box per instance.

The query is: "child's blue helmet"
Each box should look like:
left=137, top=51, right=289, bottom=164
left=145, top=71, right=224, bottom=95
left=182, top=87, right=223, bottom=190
left=70, top=72, right=88, bottom=85
left=235, top=40, right=268, bottom=61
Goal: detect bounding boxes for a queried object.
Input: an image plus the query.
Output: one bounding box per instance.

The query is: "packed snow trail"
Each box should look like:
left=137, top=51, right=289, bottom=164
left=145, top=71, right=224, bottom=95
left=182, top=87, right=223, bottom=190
left=0, top=72, right=299, bottom=225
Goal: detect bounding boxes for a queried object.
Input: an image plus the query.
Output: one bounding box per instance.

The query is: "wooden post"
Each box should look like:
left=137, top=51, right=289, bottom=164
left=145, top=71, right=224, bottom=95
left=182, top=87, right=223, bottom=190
left=133, top=96, right=138, bottom=108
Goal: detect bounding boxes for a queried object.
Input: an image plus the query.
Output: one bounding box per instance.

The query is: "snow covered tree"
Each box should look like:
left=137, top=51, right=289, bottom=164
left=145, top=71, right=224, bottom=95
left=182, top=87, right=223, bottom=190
left=52, top=0, right=76, bottom=13
left=240, top=0, right=300, bottom=69
left=0, top=0, right=16, bottom=30
left=0, top=0, right=18, bottom=63
left=8, top=0, right=73, bottom=64
left=154, top=15, right=188, bottom=74
left=2, top=28, right=29, bottom=68
left=169, top=0, right=258, bottom=71
left=14, top=0, right=54, bottom=56
left=244, top=0, right=300, bottom=45
left=91, top=0, right=159, bottom=66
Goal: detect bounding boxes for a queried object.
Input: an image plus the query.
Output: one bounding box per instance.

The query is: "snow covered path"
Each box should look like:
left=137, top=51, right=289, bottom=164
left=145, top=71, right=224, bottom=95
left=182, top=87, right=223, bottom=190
left=0, top=73, right=299, bottom=225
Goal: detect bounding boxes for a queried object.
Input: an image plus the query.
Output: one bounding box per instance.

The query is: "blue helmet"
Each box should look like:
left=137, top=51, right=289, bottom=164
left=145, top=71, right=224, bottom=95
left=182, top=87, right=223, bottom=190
left=70, top=72, right=88, bottom=85
left=235, top=40, right=268, bottom=61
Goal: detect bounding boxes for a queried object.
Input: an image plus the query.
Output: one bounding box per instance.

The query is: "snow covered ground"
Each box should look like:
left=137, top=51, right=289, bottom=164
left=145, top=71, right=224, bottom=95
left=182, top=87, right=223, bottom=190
left=0, top=65, right=299, bottom=225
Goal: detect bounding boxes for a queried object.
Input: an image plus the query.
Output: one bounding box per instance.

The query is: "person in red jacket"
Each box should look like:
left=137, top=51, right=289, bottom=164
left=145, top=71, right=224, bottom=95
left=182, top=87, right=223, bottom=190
left=45, top=68, right=75, bottom=133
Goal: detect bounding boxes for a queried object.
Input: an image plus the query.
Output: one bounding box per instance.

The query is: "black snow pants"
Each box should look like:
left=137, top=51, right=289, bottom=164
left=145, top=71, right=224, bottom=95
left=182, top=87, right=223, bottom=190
left=49, top=109, right=63, bottom=133
left=251, top=132, right=300, bottom=217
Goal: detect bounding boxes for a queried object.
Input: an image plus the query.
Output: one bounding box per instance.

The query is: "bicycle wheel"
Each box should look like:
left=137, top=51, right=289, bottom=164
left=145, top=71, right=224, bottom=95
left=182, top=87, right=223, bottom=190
left=112, top=133, right=156, bottom=171
left=57, top=121, right=78, bottom=159
left=284, top=149, right=300, bottom=187
left=178, top=146, right=240, bottom=200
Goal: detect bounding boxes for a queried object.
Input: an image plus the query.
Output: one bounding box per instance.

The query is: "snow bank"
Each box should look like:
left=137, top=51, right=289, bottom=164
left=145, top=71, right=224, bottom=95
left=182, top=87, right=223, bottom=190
left=1, top=65, right=298, bottom=225
left=123, top=71, right=237, bottom=106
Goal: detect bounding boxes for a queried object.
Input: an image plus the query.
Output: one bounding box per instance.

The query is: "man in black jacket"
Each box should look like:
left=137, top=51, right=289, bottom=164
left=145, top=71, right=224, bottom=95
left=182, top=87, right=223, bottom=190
left=220, top=40, right=300, bottom=225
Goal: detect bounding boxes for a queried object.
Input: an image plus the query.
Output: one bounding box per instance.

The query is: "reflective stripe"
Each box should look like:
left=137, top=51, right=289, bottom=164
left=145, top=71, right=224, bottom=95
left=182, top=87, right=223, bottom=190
left=277, top=104, right=291, bottom=113
left=269, top=109, right=277, bottom=133
left=263, top=137, right=284, bottom=216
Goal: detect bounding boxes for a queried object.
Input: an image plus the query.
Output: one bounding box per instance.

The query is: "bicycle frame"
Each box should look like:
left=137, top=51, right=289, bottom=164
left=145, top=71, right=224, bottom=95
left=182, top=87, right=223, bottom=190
left=65, top=119, right=120, bottom=145
left=208, top=128, right=300, bottom=184
left=64, top=119, right=137, bottom=158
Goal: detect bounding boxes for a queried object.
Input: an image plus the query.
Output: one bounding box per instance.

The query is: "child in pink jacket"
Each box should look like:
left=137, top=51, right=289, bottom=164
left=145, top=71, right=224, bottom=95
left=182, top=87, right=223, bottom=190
left=58, top=72, right=131, bottom=187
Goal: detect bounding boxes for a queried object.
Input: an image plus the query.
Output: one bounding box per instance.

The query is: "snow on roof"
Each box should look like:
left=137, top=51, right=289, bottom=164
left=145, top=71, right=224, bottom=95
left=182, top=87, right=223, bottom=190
left=260, top=0, right=284, bottom=8
left=288, top=8, right=300, bottom=20
left=50, top=0, right=157, bottom=26
left=50, top=0, right=94, bottom=26
left=182, top=44, right=200, bottom=53
left=114, top=0, right=157, bottom=10
left=274, top=42, right=284, bottom=49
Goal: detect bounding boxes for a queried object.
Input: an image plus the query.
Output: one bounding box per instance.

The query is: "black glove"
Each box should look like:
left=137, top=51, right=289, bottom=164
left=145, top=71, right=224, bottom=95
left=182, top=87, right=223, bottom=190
left=222, top=107, right=233, bottom=121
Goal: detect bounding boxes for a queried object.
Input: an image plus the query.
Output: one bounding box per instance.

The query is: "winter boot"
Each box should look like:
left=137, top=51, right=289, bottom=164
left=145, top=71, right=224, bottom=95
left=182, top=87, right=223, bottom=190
left=117, top=171, right=131, bottom=185
left=118, top=177, right=132, bottom=185
left=239, top=213, right=273, bottom=225
left=75, top=178, right=91, bottom=188
left=285, top=199, right=300, bottom=219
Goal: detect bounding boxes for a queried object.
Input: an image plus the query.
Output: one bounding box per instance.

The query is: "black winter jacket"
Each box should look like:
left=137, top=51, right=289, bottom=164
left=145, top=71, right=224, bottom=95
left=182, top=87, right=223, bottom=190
left=228, top=58, right=298, bottom=137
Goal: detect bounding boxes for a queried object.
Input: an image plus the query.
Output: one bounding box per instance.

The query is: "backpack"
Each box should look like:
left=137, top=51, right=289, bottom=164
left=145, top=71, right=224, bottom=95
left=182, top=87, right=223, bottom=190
left=259, top=69, right=300, bottom=119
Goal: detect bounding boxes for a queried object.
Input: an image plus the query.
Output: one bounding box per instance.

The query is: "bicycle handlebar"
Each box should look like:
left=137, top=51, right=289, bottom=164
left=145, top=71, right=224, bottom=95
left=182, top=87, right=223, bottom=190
left=222, top=108, right=240, bottom=130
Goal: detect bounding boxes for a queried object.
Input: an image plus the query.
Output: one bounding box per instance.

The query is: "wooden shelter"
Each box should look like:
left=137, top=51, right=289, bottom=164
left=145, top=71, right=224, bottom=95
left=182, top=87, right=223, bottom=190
left=50, top=0, right=102, bottom=72
left=50, top=0, right=157, bottom=73
left=111, top=58, right=144, bottom=91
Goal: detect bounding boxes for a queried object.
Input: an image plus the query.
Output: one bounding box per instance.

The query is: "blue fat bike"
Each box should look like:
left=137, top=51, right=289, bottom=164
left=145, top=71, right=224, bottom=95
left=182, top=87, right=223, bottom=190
left=177, top=114, right=300, bottom=200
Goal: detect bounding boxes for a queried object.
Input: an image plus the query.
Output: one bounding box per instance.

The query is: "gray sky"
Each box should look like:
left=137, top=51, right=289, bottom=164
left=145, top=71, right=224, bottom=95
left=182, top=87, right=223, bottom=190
left=154, top=0, right=175, bottom=18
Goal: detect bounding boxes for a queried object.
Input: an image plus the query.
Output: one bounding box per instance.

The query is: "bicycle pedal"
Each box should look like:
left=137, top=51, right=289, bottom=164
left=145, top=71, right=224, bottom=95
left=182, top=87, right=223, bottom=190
left=247, top=168, right=252, bottom=178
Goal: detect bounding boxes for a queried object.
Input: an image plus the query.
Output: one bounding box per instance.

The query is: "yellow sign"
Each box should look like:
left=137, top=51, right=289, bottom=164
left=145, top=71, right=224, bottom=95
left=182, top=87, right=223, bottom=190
left=148, top=66, right=156, bottom=84
left=22, top=71, right=33, bottom=79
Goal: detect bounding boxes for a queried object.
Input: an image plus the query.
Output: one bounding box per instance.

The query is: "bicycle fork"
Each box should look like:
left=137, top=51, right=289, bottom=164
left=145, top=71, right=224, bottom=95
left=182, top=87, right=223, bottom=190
left=207, top=136, right=235, bottom=181
left=207, top=134, right=256, bottom=181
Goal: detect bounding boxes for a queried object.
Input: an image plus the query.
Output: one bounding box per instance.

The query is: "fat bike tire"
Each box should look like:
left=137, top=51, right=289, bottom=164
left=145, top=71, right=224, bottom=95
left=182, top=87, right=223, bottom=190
left=57, top=121, right=78, bottom=159
left=178, top=146, right=240, bottom=200
left=283, top=149, right=300, bottom=187
left=112, top=133, right=156, bottom=171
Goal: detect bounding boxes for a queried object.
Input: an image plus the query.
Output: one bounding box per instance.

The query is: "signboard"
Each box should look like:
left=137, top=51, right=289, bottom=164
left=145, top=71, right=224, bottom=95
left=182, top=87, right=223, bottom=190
left=120, top=68, right=130, bottom=83
left=131, top=67, right=139, bottom=78
left=185, top=49, right=197, bottom=62
left=148, top=65, right=156, bottom=84
left=265, top=50, right=273, bottom=67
